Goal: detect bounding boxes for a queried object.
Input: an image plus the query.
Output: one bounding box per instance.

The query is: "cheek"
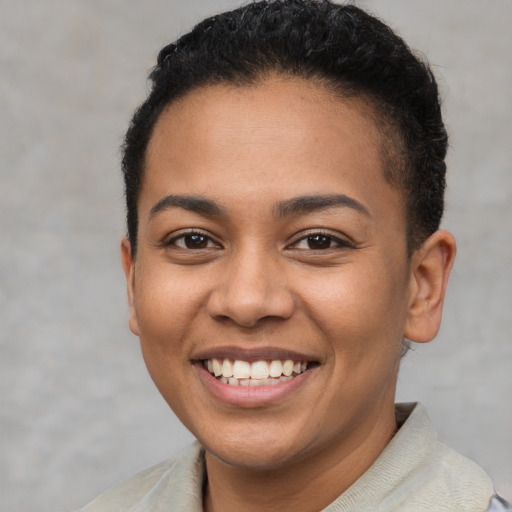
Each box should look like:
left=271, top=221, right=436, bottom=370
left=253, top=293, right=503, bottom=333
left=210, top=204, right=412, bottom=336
left=298, top=263, right=408, bottom=353
left=132, top=268, right=211, bottom=416
left=133, top=266, right=209, bottom=354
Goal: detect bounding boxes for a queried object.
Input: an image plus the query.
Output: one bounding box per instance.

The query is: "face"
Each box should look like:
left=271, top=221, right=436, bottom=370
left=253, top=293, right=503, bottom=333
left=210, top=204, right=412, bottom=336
left=123, top=77, right=417, bottom=471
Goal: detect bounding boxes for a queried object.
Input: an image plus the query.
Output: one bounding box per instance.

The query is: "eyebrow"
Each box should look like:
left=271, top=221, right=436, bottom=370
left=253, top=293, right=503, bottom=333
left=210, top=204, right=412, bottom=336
left=275, top=194, right=370, bottom=218
left=149, top=193, right=369, bottom=220
left=149, top=195, right=226, bottom=219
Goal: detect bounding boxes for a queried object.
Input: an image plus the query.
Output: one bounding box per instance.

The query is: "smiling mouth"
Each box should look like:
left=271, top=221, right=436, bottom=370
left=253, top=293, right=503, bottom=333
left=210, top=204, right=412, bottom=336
left=202, top=358, right=316, bottom=386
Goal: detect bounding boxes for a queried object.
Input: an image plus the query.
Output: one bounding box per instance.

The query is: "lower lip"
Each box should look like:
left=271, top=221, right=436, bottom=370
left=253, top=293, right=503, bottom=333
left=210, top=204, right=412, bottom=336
left=195, top=363, right=315, bottom=408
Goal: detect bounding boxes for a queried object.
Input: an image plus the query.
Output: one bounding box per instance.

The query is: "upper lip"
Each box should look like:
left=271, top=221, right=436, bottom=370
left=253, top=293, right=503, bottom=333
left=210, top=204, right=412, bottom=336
left=191, top=346, right=320, bottom=363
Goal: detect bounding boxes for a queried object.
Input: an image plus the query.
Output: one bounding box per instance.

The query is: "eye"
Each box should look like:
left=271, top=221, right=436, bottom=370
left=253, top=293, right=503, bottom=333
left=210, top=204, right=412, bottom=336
left=166, top=231, right=220, bottom=250
left=291, top=232, right=352, bottom=250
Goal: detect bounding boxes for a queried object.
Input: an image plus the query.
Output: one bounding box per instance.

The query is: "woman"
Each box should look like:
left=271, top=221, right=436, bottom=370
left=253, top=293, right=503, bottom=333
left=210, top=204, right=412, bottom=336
left=81, top=1, right=510, bottom=510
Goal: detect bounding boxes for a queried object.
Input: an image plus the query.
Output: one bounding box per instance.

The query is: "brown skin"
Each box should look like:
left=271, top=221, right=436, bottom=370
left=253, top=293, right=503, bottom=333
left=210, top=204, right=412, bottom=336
left=121, top=77, right=456, bottom=512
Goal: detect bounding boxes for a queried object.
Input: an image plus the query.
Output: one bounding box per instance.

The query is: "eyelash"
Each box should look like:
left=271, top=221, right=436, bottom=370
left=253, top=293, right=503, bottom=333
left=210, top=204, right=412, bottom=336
left=164, top=230, right=221, bottom=250
left=288, top=230, right=353, bottom=251
left=164, top=229, right=352, bottom=251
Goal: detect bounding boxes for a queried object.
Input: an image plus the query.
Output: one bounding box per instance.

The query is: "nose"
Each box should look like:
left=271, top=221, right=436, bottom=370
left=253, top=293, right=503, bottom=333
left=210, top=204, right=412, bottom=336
left=206, top=246, right=295, bottom=328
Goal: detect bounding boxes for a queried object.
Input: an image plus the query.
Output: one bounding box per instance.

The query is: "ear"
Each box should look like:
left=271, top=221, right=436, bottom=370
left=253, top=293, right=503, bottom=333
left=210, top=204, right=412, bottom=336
left=404, top=230, right=456, bottom=343
left=121, top=237, right=140, bottom=336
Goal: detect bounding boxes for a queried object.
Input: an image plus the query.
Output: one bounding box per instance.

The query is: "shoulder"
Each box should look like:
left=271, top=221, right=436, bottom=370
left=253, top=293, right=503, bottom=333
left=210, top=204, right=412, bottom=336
left=407, top=438, right=495, bottom=511
left=79, top=458, right=178, bottom=512
left=78, top=441, right=204, bottom=512
left=391, top=403, right=499, bottom=511
left=328, top=403, right=500, bottom=512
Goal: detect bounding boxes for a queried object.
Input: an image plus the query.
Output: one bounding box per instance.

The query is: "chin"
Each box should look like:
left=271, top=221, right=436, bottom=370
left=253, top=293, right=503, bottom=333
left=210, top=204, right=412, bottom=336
left=196, top=420, right=317, bottom=472
left=206, top=441, right=306, bottom=472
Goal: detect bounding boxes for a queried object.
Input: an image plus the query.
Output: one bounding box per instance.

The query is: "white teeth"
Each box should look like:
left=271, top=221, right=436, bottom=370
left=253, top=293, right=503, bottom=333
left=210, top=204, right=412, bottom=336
left=205, top=357, right=311, bottom=385
left=282, top=360, right=294, bottom=377
left=212, top=358, right=222, bottom=377
left=269, top=360, right=283, bottom=377
left=250, top=378, right=275, bottom=386
left=251, top=361, right=270, bottom=379
left=239, top=378, right=289, bottom=387
left=221, top=359, right=233, bottom=378
left=233, top=360, right=251, bottom=379
left=249, top=378, right=271, bottom=386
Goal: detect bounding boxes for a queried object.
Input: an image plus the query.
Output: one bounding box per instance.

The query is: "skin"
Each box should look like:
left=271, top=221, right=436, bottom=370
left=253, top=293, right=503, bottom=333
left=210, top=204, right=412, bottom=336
left=121, top=77, right=456, bottom=512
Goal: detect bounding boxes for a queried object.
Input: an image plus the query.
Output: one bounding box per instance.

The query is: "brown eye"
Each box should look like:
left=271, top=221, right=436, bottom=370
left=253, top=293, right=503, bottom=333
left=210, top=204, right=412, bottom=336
left=290, top=231, right=352, bottom=251
left=307, top=234, right=333, bottom=249
left=184, top=234, right=209, bottom=248
left=167, top=231, right=219, bottom=250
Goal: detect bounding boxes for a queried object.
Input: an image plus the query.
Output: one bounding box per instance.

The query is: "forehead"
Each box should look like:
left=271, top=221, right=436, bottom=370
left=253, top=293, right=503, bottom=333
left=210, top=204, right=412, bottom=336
left=142, top=77, right=403, bottom=223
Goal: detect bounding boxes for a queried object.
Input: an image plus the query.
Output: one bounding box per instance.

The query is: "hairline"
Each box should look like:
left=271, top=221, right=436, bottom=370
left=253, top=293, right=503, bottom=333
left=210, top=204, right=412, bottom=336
left=131, top=72, right=414, bottom=257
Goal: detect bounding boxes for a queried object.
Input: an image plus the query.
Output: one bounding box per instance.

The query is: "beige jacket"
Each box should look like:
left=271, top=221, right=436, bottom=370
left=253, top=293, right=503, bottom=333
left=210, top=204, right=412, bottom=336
left=80, top=403, right=509, bottom=511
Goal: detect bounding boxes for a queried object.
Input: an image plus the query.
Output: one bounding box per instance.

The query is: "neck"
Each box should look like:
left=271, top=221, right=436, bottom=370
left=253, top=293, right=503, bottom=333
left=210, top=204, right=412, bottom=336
left=203, top=404, right=397, bottom=512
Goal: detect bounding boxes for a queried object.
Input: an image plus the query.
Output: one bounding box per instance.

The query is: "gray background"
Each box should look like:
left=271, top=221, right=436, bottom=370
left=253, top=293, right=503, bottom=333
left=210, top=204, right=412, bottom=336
left=1, top=1, right=510, bottom=511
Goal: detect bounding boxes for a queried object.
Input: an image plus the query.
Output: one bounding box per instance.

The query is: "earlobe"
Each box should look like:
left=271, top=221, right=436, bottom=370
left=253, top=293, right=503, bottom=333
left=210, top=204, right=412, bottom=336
left=121, top=237, right=140, bottom=336
left=404, top=230, right=456, bottom=343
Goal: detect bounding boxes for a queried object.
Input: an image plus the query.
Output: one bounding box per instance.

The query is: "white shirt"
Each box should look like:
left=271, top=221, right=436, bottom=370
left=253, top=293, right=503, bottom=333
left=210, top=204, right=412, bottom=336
left=80, top=403, right=509, bottom=512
